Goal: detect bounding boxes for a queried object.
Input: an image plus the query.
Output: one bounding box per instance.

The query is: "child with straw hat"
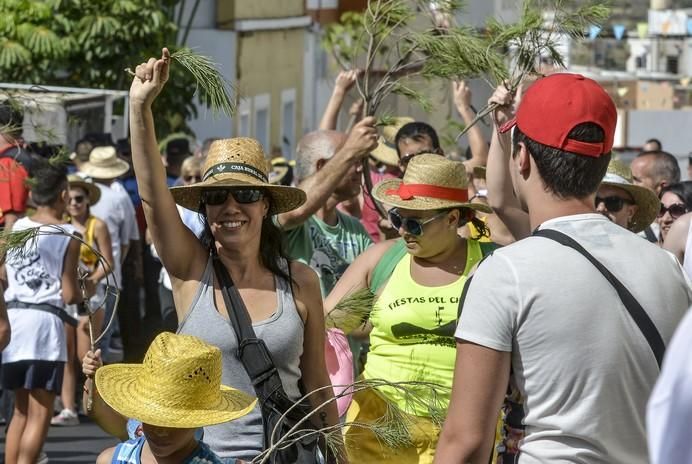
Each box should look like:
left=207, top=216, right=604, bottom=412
left=86, top=332, right=256, bottom=464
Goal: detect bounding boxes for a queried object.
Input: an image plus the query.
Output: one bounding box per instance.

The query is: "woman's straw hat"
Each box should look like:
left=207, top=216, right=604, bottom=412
left=600, top=159, right=659, bottom=233
left=170, top=138, right=306, bottom=214
left=370, top=117, right=414, bottom=166
left=373, top=154, right=492, bottom=213
left=95, top=332, right=257, bottom=429
left=67, top=174, right=100, bottom=205
left=79, top=146, right=130, bottom=180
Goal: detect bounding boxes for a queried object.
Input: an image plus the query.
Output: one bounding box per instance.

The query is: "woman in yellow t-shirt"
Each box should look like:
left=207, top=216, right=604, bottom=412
left=325, top=154, right=495, bottom=463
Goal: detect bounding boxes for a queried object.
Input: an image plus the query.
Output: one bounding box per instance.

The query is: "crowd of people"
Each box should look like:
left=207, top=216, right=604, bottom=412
left=0, top=47, right=692, bottom=464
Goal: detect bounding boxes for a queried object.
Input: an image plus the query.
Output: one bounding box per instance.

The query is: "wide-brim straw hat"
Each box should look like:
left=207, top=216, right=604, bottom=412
left=79, top=146, right=130, bottom=179
left=600, top=159, right=659, bottom=233
left=370, top=117, right=415, bottom=166
left=170, top=138, right=306, bottom=214
left=373, top=154, right=492, bottom=213
left=67, top=174, right=100, bottom=205
left=95, top=332, right=257, bottom=429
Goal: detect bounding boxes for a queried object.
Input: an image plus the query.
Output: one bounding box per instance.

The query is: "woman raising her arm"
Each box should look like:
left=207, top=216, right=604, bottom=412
left=128, top=48, right=342, bottom=462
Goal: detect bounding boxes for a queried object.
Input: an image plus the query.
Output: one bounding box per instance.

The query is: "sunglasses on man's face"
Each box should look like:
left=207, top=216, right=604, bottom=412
left=388, top=209, right=447, bottom=236
left=658, top=202, right=687, bottom=219
left=594, top=195, right=632, bottom=213
left=69, top=195, right=86, bottom=204
left=201, top=189, right=264, bottom=206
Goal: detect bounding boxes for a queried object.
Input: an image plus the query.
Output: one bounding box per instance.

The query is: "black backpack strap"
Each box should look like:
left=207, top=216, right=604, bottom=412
left=533, top=228, right=665, bottom=368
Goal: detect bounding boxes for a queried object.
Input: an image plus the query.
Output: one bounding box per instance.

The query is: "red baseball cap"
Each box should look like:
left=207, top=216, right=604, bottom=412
left=499, top=73, right=617, bottom=158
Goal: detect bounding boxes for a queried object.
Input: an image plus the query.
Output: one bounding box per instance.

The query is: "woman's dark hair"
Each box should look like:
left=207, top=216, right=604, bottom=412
left=394, top=122, right=441, bottom=157
left=659, top=181, right=692, bottom=209
left=198, top=191, right=293, bottom=284
left=30, top=159, right=68, bottom=206
left=512, top=123, right=611, bottom=199
left=443, top=207, right=490, bottom=239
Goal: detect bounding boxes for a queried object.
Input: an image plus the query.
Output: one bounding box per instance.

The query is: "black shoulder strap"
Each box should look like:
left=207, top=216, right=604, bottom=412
left=533, top=228, right=665, bottom=369
left=212, top=255, right=256, bottom=342
left=212, top=256, right=285, bottom=390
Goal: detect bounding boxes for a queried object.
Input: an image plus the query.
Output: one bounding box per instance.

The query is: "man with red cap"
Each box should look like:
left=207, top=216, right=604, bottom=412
left=434, top=73, right=692, bottom=463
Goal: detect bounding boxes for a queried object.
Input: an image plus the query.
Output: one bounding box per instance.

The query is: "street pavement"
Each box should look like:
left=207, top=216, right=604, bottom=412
left=1, top=416, right=118, bottom=463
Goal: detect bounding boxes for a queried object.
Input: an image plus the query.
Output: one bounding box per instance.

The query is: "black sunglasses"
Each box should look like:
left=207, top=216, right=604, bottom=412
left=388, top=209, right=447, bottom=236
left=658, top=202, right=687, bottom=219
left=69, top=195, right=86, bottom=204
left=201, top=189, right=264, bottom=206
left=594, top=195, right=632, bottom=213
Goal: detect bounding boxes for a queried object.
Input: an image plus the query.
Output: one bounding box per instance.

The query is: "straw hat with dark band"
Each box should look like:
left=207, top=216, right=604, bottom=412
left=79, top=146, right=130, bottom=180
left=373, top=154, right=492, bottom=213
left=600, top=159, right=659, bottom=233
left=67, top=174, right=100, bottom=205
left=95, top=332, right=257, bottom=429
left=170, top=138, right=306, bottom=213
left=370, top=117, right=414, bottom=166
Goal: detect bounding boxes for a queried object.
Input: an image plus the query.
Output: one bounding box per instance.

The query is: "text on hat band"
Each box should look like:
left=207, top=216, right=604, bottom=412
left=203, top=162, right=268, bottom=183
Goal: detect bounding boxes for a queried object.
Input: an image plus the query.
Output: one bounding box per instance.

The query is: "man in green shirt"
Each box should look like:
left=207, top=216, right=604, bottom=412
left=276, top=118, right=377, bottom=296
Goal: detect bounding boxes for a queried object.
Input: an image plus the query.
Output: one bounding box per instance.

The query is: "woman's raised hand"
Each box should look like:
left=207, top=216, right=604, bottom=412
left=129, top=47, right=170, bottom=106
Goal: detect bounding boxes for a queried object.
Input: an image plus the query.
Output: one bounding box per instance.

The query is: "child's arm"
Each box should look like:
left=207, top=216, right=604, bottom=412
left=82, top=349, right=129, bottom=441
left=96, top=447, right=116, bottom=464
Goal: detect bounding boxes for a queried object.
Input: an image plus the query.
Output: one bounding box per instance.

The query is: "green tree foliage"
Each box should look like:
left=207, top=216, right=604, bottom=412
left=0, top=0, right=199, bottom=137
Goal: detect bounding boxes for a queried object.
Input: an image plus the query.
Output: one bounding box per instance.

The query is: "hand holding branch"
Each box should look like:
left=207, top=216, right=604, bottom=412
left=129, top=48, right=171, bottom=106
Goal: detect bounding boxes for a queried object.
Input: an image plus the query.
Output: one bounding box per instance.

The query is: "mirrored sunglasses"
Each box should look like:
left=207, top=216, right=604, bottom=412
left=658, top=202, right=687, bottom=219
left=200, top=189, right=264, bottom=206
left=594, top=195, right=632, bottom=213
left=388, top=209, right=447, bottom=236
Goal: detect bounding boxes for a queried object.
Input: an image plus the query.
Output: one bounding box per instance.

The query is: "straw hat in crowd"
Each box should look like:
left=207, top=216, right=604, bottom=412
left=67, top=174, right=101, bottom=205
left=373, top=154, right=492, bottom=213
left=268, top=157, right=295, bottom=185
left=171, top=138, right=306, bottom=214
left=370, top=117, right=414, bottom=166
left=600, top=159, right=659, bottom=233
left=95, top=332, right=257, bottom=429
left=79, top=146, right=130, bottom=180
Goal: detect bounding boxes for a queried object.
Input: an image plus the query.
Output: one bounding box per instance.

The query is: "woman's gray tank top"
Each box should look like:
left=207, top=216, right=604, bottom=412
left=177, top=257, right=304, bottom=460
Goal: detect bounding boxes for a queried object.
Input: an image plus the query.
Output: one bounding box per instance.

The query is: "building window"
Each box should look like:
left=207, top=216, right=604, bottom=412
left=238, top=99, right=251, bottom=137
left=253, top=94, right=270, bottom=152
left=281, top=89, right=296, bottom=159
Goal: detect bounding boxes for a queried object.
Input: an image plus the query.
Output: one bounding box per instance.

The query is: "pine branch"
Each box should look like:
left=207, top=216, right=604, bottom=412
left=325, top=287, right=376, bottom=333
left=454, top=0, right=611, bottom=140
left=253, top=378, right=450, bottom=463
left=125, top=47, right=236, bottom=117
left=170, top=48, right=236, bottom=117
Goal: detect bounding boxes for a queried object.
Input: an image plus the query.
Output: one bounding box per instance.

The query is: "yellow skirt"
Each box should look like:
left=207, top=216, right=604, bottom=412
left=344, top=387, right=440, bottom=464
